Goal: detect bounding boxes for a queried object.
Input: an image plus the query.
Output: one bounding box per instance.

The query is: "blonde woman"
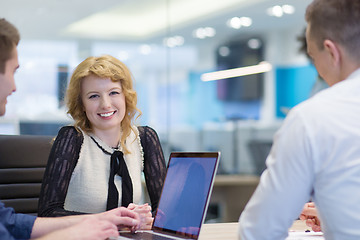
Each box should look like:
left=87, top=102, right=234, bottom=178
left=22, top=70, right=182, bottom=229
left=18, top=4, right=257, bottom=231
left=38, top=55, right=166, bottom=230
left=1, top=19, right=140, bottom=240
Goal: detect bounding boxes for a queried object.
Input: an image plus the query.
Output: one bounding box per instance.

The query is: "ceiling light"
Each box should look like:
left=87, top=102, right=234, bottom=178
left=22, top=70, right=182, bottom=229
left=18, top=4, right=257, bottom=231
left=227, top=16, right=252, bottom=29
left=139, top=44, right=152, bottom=55
left=201, top=61, right=272, bottom=82
left=64, top=0, right=258, bottom=39
left=193, top=27, right=216, bottom=39
left=227, top=17, right=242, bottom=29
left=163, top=36, right=184, bottom=48
left=267, top=4, right=295, bottom=18
left=219, top=46, right=230, bottom=57
left=267, top=5, right=283, bottom=17
left=247, top=38, right=262, bottom=49
left=204, top=27, right=216, bottom=37
left=239, top=17, right=252, bottom=27
left=282, top=5, right=295, bottom=14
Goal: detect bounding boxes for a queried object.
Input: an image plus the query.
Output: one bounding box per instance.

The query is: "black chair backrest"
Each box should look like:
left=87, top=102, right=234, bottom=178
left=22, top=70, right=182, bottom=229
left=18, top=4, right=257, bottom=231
left=248, top=140, right=273, bottom=176
left=0, top=134, right=53, bottom=215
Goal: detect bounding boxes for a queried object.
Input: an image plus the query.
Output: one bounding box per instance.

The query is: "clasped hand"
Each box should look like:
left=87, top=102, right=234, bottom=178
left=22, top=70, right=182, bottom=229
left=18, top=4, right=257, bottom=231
left=299, top=202, right=322, bottom=232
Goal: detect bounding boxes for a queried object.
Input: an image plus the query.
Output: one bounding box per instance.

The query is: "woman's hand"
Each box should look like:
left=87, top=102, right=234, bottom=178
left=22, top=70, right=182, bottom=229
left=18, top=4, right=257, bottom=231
left=128, top=203, right=153, bottom=230
left=96, top=207, right=140, bottom=232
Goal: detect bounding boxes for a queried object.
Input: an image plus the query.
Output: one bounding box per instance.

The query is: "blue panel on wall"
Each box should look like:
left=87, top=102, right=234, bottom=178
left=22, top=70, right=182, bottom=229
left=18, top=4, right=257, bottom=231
left=189, top=72, right=260, bottom=124
left=188, top=72, right=224, bottom=127
left=276, top=65, right=317, bottom=118
left=136, top=71, right=262, bottom=128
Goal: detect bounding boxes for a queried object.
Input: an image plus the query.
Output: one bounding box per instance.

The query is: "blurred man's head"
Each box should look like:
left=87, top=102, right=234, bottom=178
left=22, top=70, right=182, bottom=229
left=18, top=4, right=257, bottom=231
left=305, top=0, right=360, bottom=86
left=0, top=18, right=20, bottom=116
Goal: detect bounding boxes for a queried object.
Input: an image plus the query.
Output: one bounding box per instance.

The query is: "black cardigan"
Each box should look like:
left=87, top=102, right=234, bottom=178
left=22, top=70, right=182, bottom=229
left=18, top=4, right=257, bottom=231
left=38, top=125, right=166, bottom=217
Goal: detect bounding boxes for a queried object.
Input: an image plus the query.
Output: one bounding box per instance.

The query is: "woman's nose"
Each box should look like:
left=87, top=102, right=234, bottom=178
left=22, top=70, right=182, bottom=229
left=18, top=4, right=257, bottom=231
left=100, top=96, right=111, bottom=108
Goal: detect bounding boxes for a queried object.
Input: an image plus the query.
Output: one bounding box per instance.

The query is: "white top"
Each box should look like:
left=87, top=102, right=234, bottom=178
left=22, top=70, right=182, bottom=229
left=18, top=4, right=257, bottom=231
left=64, top=127, right=144, bottom=213
left=239, top=68, right=360, bottom=240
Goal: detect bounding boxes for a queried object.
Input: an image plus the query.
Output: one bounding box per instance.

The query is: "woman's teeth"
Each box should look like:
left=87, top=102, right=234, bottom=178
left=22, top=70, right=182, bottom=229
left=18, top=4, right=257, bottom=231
left=100, top=111, right=115, bottom=117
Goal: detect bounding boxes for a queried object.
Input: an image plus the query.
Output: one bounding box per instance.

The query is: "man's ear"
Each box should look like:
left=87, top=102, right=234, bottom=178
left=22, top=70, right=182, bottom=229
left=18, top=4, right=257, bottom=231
left=323, top=39, right=341, bottom=66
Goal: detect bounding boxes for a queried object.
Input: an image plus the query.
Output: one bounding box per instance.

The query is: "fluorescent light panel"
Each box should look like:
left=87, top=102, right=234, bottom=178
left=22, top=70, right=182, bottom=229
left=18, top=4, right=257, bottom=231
left=64, top=0, right=267, bottom=39
left=201, top=62, right=272, bottom=82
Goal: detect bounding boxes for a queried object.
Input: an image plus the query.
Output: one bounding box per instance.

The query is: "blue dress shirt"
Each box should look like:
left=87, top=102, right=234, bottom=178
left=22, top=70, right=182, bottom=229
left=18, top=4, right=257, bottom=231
left=0, top=201, right=36, bottom=239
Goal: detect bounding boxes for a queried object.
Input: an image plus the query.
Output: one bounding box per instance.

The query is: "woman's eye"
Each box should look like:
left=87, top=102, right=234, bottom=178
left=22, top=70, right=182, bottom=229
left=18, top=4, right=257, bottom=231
left=89, top=94, right=99, bottom=99
left=110, top=91, right=120, bottom=96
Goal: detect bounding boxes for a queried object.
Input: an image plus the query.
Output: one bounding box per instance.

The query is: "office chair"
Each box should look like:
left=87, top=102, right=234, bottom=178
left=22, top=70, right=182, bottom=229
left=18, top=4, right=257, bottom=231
left=0, top=134, right=53, bottom=215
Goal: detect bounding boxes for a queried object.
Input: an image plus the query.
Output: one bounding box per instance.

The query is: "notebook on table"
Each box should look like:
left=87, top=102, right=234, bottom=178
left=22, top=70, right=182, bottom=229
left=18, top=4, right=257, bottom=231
left=118, top=152, right=220, bottom=240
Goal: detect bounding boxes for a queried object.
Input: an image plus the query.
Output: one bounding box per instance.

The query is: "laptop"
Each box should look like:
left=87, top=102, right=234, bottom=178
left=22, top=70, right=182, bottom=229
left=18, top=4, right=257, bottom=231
left=118, top=152, right=220, bottom=240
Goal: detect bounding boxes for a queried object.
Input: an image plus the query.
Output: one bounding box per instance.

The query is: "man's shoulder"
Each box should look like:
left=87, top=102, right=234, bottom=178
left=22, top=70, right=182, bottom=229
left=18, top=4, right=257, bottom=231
left=293, top=85, right=335, bottom=114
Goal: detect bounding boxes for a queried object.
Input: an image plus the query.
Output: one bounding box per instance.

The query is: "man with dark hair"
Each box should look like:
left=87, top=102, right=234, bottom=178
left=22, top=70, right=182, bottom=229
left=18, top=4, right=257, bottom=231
left=297, top=27, right=328, bottom=97
left=239, top=0, right=360, bottom=239
left=0, top=18, right=19, bottom=116
left=0, top=18, right=19, bottom=72
left=0, top=18, right=140, bottom=240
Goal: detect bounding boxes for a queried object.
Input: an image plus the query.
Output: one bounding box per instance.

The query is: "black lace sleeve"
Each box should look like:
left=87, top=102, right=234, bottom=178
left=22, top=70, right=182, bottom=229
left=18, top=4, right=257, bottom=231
left=38, top=126, right=87, bottom=217
left=138, top=126, right=167, bottom=214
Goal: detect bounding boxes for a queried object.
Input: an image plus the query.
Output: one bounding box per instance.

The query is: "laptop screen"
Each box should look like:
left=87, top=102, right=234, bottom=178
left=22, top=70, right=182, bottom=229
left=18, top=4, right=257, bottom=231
left=152, top=152, right=219, bottom=238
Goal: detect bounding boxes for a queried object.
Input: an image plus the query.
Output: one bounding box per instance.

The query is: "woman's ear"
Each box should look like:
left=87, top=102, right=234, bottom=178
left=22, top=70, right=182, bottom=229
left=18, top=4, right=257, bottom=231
left=323, top=39, right=341, bottom=66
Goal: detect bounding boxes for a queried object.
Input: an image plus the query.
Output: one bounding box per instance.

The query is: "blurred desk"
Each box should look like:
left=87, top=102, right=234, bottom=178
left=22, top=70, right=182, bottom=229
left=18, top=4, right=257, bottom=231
left=199, top=220, right=318, bottom=240
left=199, top=222, right=238, bottom=240
left=210, top=175, right=259, bottom=222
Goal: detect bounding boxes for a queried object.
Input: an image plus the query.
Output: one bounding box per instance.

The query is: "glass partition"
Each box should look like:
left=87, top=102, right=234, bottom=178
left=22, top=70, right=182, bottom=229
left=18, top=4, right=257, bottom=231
left=0, top=0, right=315, bottom=175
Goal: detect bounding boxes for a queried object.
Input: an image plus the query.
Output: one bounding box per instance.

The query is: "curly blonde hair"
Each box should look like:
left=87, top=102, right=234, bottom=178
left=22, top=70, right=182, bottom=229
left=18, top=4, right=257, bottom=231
left=65, top=55, right=141, bottom=154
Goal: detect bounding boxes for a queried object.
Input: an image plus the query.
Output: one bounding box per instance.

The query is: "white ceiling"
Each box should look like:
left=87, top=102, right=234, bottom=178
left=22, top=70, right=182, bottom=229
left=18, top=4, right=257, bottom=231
left=0, top=0, right=313, bottom=45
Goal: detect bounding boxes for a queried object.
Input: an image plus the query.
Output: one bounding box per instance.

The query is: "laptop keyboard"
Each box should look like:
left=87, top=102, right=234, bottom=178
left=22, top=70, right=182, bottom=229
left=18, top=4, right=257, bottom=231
left=119, top=231, right=188, bottom=240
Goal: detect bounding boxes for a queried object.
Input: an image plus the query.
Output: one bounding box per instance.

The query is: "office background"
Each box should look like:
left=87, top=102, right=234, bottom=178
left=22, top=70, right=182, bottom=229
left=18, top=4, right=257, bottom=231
left=0, top=0, right=317, bottom=175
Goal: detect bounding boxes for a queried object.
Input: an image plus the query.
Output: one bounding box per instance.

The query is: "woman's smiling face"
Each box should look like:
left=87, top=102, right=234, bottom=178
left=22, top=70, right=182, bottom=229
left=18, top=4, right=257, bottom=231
left=81, top=75, right=126, bottom=134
